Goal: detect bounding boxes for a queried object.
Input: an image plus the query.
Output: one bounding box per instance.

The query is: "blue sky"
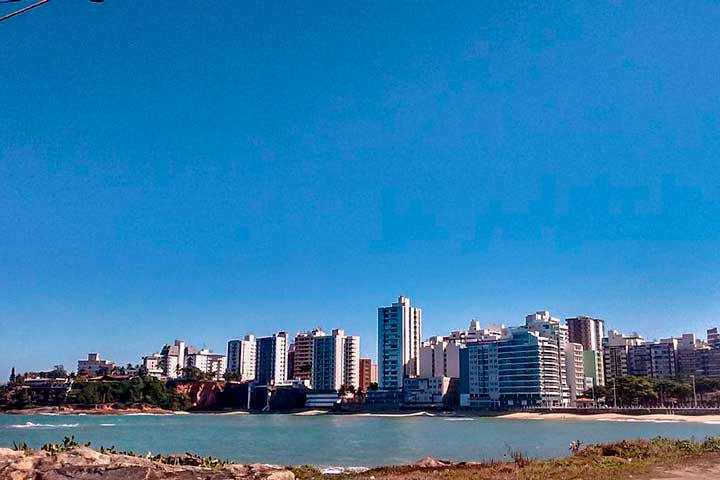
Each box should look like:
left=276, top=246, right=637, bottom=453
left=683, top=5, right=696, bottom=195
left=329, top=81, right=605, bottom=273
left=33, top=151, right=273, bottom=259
left=2, top=1, right=720, bottom=379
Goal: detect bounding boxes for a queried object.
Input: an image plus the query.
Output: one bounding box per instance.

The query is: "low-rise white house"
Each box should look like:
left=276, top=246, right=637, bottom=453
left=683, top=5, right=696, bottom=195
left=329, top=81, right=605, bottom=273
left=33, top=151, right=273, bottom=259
left=77, top=353, right=115, bottom=377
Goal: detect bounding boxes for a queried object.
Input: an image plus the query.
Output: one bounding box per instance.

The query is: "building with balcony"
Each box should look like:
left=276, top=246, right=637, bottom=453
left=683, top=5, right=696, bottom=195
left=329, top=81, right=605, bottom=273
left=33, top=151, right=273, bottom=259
left=378, top=296, right=422, bottom=390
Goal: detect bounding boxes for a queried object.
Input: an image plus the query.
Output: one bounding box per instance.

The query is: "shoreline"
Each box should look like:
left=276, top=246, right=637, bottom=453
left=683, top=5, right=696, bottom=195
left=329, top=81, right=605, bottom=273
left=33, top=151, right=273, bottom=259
left=0, top=405, right=182, bottom=416
left=6, top=406, right=720, bottom=424
left=495, top=411, right=720, bottom=424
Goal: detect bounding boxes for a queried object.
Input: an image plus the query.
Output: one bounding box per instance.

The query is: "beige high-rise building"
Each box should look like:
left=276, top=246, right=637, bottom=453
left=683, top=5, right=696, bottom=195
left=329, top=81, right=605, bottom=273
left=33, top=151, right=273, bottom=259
left=565, top=342, right=585, bottom=404
left=419, top=337, right=461, bottom=378
left=292, top=328, right=325, bottom=384
left=359, top=358, right=373, bottom=392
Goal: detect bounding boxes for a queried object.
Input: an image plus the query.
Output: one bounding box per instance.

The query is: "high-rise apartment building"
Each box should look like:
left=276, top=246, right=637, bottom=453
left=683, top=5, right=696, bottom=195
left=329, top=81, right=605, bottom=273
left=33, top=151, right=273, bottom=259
left=291, top=328, right=326, bottom=384
left=583, top=350, right=605, bottom=387
left=459, top=327, right=564, bottom=408
left=343, top=334, right=360, bottom=389
left=627, top=341, right=677, bottom=379
left=566, top=316, right=606, bottom=388
left=525, top=311, right=570, bottom=405
left=256, top=332, right=289, bottom=386
left=672, top=333, right=706, bottom=378
left=226, top=335, right=257, bottom=381
left=158, top=340, right=197, bottom=379
left=359, top=358, right=374, bottom=392
left=419, top=337, right=461, bottom=378
left=565, top=343, right=585, bottom=403
left=708, top=328, right=720, bottom=349
left=602, top=330, right=644, bottom=383
left=378, top=296, right=422, bottom=390
left=187, top=349, right=227, bottom=380
left=312, top=329, right=360, bottom=392
left=566, top=316, right=605, bottom=351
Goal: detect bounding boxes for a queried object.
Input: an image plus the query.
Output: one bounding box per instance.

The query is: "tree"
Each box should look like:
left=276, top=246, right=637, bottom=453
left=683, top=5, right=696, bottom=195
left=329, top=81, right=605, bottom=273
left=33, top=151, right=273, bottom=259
left=339, top=384, right=356, bottom=395
left=695, top=377, right=720, bottom=402
left=614, top=376, right=658, bottom=406
left=9, top=367, right=15, bottom=384
left=11, top=388, right=32, bottom=409
left=655, top=379, right=692, bottom=405
left=368, top=382, right=379, bottom=391
left=181, top=367, right=204, bottom=381
left=582, top=384, right=607, bottom=402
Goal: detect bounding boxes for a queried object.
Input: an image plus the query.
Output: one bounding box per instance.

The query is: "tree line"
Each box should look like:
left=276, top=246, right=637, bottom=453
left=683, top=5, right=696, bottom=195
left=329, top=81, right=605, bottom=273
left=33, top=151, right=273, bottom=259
left=584, top=376, right=720, bottom=407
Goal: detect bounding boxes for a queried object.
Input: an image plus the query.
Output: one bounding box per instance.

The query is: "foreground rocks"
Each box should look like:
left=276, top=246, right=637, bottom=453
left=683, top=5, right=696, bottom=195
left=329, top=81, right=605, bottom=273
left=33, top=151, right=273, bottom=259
left=0, top=447, right=295, bottom=480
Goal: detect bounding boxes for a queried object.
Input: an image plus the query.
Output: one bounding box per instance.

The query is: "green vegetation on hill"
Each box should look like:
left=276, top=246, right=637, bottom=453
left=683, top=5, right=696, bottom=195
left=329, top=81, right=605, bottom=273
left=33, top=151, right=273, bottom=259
left=66, top=377, right=192, bottom=410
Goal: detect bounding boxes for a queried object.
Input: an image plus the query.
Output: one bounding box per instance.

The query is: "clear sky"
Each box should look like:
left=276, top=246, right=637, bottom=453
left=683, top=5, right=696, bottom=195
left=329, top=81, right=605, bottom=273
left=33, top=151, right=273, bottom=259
left=2, top=1, right=720, bottom=380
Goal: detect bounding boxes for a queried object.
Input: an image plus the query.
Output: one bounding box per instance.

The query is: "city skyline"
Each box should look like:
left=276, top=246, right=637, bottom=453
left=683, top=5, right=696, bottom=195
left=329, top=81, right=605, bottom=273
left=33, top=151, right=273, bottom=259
left=6, top=298, right=720, bottom=381
left=3, top=2, right=720, bottom=383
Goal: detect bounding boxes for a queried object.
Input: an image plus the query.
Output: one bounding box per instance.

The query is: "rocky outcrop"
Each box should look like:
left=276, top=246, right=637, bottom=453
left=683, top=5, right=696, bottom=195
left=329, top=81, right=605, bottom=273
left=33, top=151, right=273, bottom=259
left=174, top=381, right=224, bottom=409
left=0, top=447, right=295, bottom=480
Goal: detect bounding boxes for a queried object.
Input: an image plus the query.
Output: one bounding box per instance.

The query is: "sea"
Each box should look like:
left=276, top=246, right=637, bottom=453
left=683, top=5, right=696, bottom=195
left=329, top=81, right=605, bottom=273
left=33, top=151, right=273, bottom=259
left=2, top=413, right=720, bottom=469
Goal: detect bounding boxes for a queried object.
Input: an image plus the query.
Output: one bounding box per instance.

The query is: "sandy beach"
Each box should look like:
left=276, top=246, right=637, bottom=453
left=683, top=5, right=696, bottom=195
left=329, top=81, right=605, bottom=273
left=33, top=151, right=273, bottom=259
left=498, top=411, right=720, bottom=424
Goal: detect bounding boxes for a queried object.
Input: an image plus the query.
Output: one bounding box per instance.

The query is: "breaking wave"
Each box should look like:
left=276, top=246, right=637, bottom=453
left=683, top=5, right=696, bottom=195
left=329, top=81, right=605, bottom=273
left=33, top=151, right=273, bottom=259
left=8, top=422, right=79, bottom=429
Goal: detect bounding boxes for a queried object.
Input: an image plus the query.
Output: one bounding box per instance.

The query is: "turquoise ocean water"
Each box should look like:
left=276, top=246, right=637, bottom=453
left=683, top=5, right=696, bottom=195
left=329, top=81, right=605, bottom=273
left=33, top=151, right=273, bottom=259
left=2, top=413, right=720, bottom=467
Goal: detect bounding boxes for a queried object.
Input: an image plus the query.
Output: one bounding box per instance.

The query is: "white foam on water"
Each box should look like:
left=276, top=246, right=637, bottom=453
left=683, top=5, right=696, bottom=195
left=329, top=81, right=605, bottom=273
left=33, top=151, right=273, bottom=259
left=594, top=418, right=680, bottom=424
left=8, top=422, right=79, bottom=429
left=352, top=412, right=434, bottom=418
left=99, top=423, right=116, bottom=427
left=125, top=413, right=174, bottom=416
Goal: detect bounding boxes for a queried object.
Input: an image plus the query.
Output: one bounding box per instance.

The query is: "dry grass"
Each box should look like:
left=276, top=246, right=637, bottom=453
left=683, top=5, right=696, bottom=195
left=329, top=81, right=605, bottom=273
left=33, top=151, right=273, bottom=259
left=290, top=437, right=720, bottom=480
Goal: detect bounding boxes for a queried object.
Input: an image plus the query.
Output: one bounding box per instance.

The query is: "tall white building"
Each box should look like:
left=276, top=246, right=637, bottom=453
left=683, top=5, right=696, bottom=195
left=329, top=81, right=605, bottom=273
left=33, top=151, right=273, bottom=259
left=227, top=335, right=257, bottom=381
left=187, top=349, right=227, bottom=380
left=525, top=311, right=570, bottom=406
left=343, top=334, right=360, bottom=389
left=312, top=329, right=360, bottom=392
left=256, top=332, right=289, bottom=386
left=378, top=296, right=422, bottom=390
left=158, top=340, right=197, bottom=379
